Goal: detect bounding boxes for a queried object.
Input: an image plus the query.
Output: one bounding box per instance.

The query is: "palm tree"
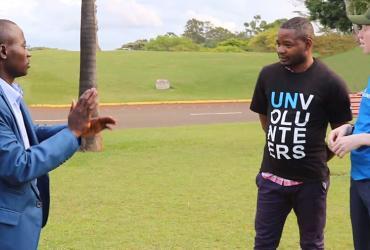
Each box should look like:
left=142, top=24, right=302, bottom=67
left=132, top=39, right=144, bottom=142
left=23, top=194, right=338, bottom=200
left=79, top=0, right=102, bottom=151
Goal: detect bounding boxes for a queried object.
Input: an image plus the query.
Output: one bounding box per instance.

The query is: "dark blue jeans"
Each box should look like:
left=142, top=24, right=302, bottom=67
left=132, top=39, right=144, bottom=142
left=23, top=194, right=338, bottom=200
left=350, top=179, right=370, bottom=250
left=254, top=174, right=329, bottom=250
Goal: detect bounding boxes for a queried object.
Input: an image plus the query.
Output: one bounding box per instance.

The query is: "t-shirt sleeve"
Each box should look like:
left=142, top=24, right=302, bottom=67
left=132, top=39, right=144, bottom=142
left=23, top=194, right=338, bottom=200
left=325, top=76, right=353, bottom=123
left=250, top=69, right=268, bottom=115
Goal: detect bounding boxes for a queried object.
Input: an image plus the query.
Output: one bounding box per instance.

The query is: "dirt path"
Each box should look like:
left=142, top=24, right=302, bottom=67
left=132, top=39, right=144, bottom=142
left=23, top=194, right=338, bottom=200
left=29, top=102, right=259, bottom=129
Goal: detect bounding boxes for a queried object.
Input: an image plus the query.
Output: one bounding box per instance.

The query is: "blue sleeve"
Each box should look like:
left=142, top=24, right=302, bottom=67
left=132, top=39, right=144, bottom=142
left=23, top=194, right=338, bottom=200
left=34, top=124, right=67, bottom=142
left=0, top=119, right=80, bottom=185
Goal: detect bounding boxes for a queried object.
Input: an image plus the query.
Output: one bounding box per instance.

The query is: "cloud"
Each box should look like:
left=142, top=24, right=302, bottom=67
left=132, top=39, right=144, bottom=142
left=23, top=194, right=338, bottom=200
left=0, top=0, right=39, bottom=23
left=185, top=10, right=240, bottom=32
left=99, top=0, right=163, bottom=28
left=0, top=0, right=162, bottom=50
left=0, top=0, right=307, bottom=50
left=59, top=0, right=80, bottom=5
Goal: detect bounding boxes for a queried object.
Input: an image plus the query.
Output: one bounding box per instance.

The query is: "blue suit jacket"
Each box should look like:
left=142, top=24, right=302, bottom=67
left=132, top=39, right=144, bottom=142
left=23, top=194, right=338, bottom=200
left=0, top=87, right=80, bottom=250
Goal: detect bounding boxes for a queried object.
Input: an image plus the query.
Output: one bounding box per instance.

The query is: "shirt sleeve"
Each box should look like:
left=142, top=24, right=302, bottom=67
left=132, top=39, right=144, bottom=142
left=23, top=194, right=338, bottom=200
left=250, top=68, right=268, bottom=115
left=325, top=76, right=353, bottom=124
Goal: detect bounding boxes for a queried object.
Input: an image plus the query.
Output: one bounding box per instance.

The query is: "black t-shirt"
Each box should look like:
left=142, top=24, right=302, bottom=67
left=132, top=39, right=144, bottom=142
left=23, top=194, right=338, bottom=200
left=250, top=59, right=352, bottom=182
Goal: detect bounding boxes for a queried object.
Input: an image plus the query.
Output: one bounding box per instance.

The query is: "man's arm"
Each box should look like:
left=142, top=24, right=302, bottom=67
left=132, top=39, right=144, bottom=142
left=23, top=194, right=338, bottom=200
left=34, top=125, right=67, bottom=142
left=327, top=122, right=351, bottom=161
left=0, top=122, right=80, bottom=185
left=258, top=114, right=267, bottom=133
left=0, top=88, right=114, bottom=185
left=34, top=89, right=116, bottom=141
left=331, top=132, right=370, bottom=158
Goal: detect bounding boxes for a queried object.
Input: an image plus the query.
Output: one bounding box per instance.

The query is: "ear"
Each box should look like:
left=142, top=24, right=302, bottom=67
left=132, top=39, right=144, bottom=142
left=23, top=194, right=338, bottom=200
left=0, top=44, right=7, bottom=60
left=304, top=37, right=313, bottom=51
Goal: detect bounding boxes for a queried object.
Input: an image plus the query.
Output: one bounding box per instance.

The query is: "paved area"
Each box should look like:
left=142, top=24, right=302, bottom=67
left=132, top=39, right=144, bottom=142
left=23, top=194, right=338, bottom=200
left=29, top=102, right=259, bottom=129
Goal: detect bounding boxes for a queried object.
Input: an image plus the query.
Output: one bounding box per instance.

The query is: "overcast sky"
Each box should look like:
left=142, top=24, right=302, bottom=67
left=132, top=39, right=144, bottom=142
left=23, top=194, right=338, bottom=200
left=0, top=0, right=307, bottom=51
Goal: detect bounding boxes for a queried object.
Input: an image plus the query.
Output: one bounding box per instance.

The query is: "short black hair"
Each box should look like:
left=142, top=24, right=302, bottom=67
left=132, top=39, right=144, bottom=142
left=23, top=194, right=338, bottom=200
left=281, top=17, right=314, bottom=40
left=0, top=19, right=18, bottom=44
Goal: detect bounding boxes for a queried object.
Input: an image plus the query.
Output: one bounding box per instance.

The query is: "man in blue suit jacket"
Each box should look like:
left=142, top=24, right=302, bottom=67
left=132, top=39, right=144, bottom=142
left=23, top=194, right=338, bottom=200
left=0, top=20, right=116, bottom=250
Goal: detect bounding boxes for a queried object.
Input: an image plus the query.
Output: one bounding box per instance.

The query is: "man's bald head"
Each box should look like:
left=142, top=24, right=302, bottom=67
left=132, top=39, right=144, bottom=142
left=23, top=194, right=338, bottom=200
left=0, top=19, right=30, bottom=82
left=0, top=19, right=20, bottom=45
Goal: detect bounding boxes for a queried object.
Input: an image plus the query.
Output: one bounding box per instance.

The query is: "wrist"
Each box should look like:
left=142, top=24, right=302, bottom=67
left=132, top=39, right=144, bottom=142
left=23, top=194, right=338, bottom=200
left=69, top=128, right=82, bottom=138
left=360, top=133, right=370, bottom=147
left=345, top=124, right=354, bottom=135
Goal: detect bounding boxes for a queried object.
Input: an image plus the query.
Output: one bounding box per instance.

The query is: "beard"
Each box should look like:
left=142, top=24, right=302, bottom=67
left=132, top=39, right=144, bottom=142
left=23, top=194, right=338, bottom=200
left=279, top=52, right=307, bottom=67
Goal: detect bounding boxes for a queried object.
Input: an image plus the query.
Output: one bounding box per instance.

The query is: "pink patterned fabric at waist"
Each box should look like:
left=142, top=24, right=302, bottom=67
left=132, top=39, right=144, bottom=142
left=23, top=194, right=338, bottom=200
left=261, top=172, right=303, bottom=186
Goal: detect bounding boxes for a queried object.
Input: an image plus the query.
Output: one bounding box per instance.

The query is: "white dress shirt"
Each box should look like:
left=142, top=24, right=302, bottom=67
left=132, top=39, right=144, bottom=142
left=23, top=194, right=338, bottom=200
left=0, top=77, right=30, bottom=149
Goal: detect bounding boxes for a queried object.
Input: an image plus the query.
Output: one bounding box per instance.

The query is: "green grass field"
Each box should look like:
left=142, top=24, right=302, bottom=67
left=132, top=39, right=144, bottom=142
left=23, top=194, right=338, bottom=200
left=39, top=123, right=353, bottom=249
left=323, top=48, right=369, bottom=92
left=21, top=48, right=368, bottom=105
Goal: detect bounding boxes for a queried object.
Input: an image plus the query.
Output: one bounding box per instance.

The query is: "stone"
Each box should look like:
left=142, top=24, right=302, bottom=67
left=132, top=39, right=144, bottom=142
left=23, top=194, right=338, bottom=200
left=155, top=79, right=171, bottom=90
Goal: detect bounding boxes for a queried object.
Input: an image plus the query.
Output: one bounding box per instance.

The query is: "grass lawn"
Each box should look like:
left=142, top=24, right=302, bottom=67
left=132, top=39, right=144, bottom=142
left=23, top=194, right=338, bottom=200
left=323, top=48, right=369, bottom=92
left=22, top=50, right=275, bottom=104
left=20, top=48, right=368, bottom=105
left=39, top=122, right=353, bottom=249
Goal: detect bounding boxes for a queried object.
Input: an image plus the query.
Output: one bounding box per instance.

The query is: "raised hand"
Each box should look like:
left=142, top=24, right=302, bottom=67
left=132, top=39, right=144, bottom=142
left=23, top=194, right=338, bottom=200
left=81, top=116, right=117, bottom=137
left=68, top=88, right=98, bottom=137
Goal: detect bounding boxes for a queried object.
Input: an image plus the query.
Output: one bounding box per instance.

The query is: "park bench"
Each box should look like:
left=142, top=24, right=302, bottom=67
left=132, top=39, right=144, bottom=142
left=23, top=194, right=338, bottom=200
left=349, top=92, right=362, bottom=117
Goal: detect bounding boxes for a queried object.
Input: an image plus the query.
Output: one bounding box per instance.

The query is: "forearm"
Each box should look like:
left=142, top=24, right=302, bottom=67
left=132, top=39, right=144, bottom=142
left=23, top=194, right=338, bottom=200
left=34, top=124, right=67, bottom=142
left=358, top=133, right=370, bottom=147
left=0, top=128, right=79, bottom=185
left=259, top=114, right=267, bottom=133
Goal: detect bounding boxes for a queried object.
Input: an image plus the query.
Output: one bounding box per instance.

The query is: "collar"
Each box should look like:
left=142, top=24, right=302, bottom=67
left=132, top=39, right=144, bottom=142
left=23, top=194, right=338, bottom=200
left=0, top=77, right=23, bottom=106
left=283, top=58, right=316, bottom=73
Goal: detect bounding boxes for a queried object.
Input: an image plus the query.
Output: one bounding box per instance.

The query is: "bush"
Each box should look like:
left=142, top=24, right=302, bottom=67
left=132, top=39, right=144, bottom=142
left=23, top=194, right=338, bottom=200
left=314, top=33, right=357, bottom=57
left=218, top=38, right=250, bottom=51
left=247, top=27, right=357, bottom=57
left=145, top=35, right=200, bottom=51
left=120, top=40, right=148, bottom=50
left=213, top=45, right=245, bottom=53
left=248, top=26, right=279, bottom=52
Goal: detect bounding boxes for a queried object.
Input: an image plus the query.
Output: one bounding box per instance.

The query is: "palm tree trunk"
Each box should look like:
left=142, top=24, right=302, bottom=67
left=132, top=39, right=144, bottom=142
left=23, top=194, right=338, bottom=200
left=79, top=0, right=102, bottom=151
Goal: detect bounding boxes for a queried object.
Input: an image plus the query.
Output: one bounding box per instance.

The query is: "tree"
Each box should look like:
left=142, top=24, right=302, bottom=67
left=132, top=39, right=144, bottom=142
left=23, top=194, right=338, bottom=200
left=263, top=19, right=288, bottom=30
left=244, top=15, right=267, bottom=37
left=79, top=0, right=102, bottom=151
left=120, top=39, right=148, bottom=50
left=245, top=18, right=287, bottom=52
left=217, top=38, right=250, bottom=51
left=144, top=35, right=200, bottom=51
left=344, top=0, right=369, bottom=14
left=248, top=26, right=280, bottom=52
left=304, top=0, right=368, bottom=33
left=183, top=18, right=211, bottom=44
left=165, top=32, right=177, bottom=37
left=183, top=18, right=236, bottom=47
left=204, top=27, right=235, bottom=48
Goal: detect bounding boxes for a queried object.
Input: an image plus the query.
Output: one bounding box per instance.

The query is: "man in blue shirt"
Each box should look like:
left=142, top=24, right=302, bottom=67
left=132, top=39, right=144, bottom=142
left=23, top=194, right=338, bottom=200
left=328, top=8, right=370, bottom=250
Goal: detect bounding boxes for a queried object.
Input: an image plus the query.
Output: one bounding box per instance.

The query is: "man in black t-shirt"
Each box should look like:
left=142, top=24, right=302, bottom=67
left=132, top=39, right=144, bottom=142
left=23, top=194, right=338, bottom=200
left=250, top=17, right=352, bottom=250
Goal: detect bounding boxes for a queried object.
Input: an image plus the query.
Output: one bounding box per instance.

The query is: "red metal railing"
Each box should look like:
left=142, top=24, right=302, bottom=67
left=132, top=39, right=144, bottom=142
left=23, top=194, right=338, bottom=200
left=349, top=92, right=362, bottom=117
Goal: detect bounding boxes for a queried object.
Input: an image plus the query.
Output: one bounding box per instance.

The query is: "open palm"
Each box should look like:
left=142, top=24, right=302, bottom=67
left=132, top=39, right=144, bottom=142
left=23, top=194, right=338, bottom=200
left=81, top=117, right=116, bottom=137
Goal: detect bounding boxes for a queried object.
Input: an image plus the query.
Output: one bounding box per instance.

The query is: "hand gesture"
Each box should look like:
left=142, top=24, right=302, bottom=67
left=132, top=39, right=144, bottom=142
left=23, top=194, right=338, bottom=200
left=81, top=116, right=116, bottom=137
left=68, top=88, right=98, bottom=137
left=330, top=134, right=363, bottom=158
left=328, top=124, right=353, bottom=149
